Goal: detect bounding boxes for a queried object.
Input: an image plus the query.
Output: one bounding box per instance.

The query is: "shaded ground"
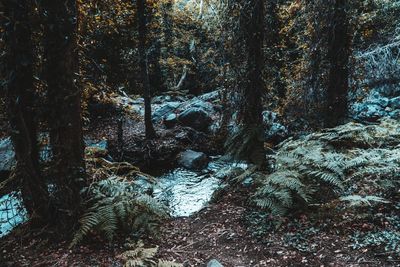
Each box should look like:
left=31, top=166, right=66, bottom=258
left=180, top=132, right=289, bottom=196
left=1, top=188, right=398, bottom=266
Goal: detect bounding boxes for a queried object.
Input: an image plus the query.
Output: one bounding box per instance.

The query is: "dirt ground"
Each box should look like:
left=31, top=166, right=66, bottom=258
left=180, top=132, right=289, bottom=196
left=1, top=187, right=398, bottom=267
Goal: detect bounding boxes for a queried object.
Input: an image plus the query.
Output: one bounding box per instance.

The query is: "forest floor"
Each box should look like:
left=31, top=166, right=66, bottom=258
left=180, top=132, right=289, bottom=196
left=1, top=105, right=399, bottom=267
left=1, top=188, right=398, bottom=266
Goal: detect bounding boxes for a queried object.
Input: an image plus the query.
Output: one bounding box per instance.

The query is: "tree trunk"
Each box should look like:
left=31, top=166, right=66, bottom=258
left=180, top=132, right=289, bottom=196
left=225, top=0, right=266, bottom=167
left=137, top=0, right=157, bottom=139
left=326, top=0, right=350, bottom=127
left=42, top=0, right=86, bottom=231
left=242, top=0, right=265, bottom=166
left=4, top=0, right=50, bottom=225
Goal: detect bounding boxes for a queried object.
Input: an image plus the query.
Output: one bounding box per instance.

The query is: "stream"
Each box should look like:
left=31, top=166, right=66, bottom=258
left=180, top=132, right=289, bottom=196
left=0, top=158, right=247, bottom=237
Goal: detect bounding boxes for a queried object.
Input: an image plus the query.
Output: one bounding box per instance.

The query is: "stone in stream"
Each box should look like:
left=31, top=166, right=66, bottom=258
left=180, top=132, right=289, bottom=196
left=207, top=259, right=224, bottom=267
left=177, top=150, right=209, bottom=170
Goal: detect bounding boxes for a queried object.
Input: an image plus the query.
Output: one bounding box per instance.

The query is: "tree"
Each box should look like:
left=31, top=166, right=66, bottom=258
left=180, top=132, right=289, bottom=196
left=136, top=0, right=157, bottom=139
left=41, top=0, right=86, bottom=230
left=265, top=0, right=286, bottom=104
left=225, top=0, right=266, bottom=167
left=326, top=0, right=351, bottom=127
left=302, top=0, right=351, bottom=128
left=3, top=0, right=51, bottom=225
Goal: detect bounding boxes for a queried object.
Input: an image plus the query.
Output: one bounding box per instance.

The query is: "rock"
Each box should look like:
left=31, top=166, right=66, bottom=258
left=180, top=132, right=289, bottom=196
left=178, top=106, right=212, bottom=132
left=152, top=102, right=181, bottom=122
left=0, top=137, right=109, bottom=176
left=242, top=176, right=254, bottom=187
left=263, top=111, right=288, bottom=143
left=177, top=150, right=209, bottom=170
left=367, top=92, right=390, bottom=107
left=85, top=139, right=108, bottom=150
left=207, top=259, right=223, bottom=267
left=352, top=103, right=386, bottom=122
left=0, top=138, right=15, bottom=174
left=152, top=95, right=172, bottom=104
left=389, top=96, right=400, bottom=109
left=389, top=110, right=400, bottom=119
left=164, top=113, right=178, bottom=128
left=197, top=90, right=220, bottom=102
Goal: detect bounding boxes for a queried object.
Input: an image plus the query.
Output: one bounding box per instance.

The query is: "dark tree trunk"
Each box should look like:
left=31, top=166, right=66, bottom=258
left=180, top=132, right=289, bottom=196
left=161, top=0, right=174, bottom=90
left=326, top=0, right=350, bottom=127
left=242, top=0, right=265, bottom=166
left=137, top=0, right=156, bottom=139
left=4, top=0, right=50, bottom=224
left=147, top=8, right=164, bottom=94
left=225, top=0, right=266, bottom=167
left=42, top=0, right=86, bottom=230
left=265, top=0, right=286, bottom=102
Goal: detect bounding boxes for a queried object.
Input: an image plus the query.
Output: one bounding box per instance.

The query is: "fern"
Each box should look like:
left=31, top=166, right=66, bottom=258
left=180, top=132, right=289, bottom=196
left=119, top=240, right=182, bottom=267
left=71, top=177, right=170, bottom=247
left=251, top=119, right=400, bottom=215
left=339, top=195, right=390, bottom=207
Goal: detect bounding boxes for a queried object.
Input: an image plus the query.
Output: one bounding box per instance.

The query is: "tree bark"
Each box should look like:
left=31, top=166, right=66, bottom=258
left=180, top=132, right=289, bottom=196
left=225, top=0, right=266, bottom=167
left=242, top=0, right=265, bottom=166
left=326, top=0, right=350, bottom=127
left=137, top=0, right=157, bottom=139
left=4, top=0, right=50, bottom=224
left=41, top=0, right=86, bottom=230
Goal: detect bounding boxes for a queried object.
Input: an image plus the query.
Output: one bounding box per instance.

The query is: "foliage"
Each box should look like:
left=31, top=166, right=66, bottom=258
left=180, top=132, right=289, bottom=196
left=71, top=176, right=169, bottom=247
left=118, top=240, right=182, bottom=267
left=251, top=119, right=400, bottom=215
left=352, top=230, right=400, bottom=254
left=283, top=227, right=320, bottom=253
left=339, top=195, right=390, bottom=207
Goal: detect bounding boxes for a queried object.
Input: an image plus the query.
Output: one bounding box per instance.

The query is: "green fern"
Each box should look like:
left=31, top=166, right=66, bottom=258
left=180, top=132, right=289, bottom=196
left=339, top=195, right=390, bottom=207
left=251, top=119, right=400, bottom=215
left=71, top=177, right=169, bottom=247
left=119, top=240, right=182, bottom=267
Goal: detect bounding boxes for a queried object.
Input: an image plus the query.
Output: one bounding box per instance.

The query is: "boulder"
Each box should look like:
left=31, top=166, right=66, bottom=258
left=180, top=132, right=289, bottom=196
left=352, top=103, right=387, bottom=122
left=0, top=138, right=15, bottom=174
left=263, top=111, right=288, bottom=143
left=389, top=96, right=400, bottom=109
left=152, top=102, right=181, bottom=122
left=164, top=113, right=178, bottom=128
left=0, top=137, right=109, bottom=176
left=207, top=259, right=224, bottom=267
left=178, top=106, right=212, bottom=132
left=177, top=150, right=209, bottom=170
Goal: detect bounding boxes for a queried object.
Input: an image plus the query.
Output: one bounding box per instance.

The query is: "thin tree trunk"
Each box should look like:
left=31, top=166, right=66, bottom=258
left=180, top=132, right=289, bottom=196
left=137, top=0, right=156, bottom=139
left=326, top=0, right=350, bottom=127
left=42, top=0, right=86, bottom=231
left=4, top=0, right=50, bottom=224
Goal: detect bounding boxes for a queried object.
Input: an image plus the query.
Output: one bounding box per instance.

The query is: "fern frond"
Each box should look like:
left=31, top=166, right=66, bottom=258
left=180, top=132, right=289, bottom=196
left=71, top=177, right=169, bottom=247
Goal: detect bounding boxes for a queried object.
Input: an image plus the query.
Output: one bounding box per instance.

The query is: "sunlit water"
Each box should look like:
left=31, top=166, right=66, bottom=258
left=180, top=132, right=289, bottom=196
left=0, top=193, right=26, bottom=237
left=154, top=159, right=248, bottom=217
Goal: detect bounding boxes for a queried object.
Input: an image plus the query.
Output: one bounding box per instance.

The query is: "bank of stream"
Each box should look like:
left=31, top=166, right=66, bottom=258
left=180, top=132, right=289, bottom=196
left=0, top=157, right=247, bottom=237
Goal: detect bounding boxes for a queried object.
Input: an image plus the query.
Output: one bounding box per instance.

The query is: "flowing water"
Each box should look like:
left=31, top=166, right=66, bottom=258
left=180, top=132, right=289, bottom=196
left=0, top=193, right=26, bottom=237
left=154, top=158, right=248, bottom=217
